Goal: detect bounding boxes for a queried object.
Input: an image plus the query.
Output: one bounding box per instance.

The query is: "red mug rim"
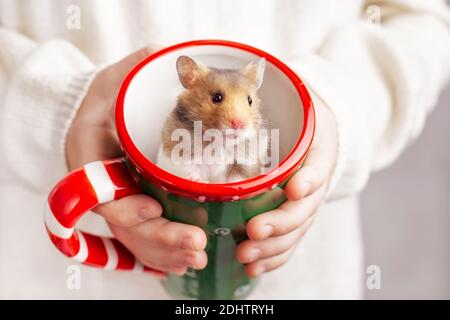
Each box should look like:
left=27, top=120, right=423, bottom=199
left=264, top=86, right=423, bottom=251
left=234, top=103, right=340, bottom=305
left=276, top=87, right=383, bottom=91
left=115, top=39, right=315, bottom=201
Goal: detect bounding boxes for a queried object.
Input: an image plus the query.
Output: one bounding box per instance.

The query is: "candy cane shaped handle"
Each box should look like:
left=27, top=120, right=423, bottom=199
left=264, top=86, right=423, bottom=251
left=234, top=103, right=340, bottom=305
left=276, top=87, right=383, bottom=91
left=44, top=158, right=166, bottom=278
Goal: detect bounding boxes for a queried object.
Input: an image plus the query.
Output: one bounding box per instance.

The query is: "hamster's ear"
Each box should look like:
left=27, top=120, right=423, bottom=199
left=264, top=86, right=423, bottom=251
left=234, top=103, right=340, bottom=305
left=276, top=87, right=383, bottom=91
left=243, top=57, right=265, bottom=89
left=176, top=56, right=208, bottom=89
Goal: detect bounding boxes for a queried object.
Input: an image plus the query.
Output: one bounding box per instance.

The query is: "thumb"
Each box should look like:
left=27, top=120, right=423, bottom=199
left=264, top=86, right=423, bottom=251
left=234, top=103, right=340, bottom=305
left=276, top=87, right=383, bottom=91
left=105, top=46, right=156, bottom=86
left=94, top=194, right=164, bottom=227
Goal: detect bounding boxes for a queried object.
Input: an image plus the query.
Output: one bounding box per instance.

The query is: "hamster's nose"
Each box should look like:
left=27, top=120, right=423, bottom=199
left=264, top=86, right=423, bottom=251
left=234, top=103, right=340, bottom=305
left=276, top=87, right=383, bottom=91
left=231, top=119, right=244, bottom=129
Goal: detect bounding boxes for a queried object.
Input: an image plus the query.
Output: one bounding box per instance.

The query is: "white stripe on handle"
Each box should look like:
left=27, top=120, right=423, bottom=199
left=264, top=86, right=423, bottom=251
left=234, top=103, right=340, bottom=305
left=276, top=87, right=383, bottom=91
left=73, top=231, right=89, bottom=263
left=84, top=161, right=116, bottom=204
left=44, top=202, right=74, bottom=239
left=102, top=238, right=119, bottom=271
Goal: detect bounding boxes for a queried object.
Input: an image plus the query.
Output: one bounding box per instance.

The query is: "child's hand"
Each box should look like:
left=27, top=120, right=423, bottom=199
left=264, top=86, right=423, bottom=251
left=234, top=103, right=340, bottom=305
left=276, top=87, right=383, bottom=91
left=66, top=48, right=207, bottom=275
left=236, top=96, right=338, bottom=277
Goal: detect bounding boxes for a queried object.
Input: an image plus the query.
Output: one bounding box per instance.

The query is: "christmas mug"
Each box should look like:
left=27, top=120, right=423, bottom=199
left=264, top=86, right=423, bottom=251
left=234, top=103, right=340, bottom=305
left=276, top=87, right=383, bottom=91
left=44, top=40, right=315, bottom=299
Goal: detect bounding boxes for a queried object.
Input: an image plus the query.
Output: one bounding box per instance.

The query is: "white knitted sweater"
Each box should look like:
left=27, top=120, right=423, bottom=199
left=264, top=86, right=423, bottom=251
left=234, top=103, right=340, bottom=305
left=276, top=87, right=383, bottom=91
left=0, top=0, right=449, bottom=299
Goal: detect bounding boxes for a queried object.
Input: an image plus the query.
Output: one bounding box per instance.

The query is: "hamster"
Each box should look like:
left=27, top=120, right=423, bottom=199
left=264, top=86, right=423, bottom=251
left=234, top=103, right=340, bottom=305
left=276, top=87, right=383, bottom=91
left=156, top=55, right=268, bottom=184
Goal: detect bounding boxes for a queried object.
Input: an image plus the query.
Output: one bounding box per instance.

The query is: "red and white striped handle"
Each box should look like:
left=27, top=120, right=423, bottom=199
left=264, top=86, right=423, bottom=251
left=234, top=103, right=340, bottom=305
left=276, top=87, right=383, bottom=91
left=45, top=158, right=166, bottom=278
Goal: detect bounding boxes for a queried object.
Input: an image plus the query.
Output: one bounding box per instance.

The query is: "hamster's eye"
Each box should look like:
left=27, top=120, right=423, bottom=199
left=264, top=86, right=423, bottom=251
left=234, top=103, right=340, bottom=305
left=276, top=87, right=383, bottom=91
left=211, top=92, right=223, bottom=104
left=248, top=96, right=253, bottom=106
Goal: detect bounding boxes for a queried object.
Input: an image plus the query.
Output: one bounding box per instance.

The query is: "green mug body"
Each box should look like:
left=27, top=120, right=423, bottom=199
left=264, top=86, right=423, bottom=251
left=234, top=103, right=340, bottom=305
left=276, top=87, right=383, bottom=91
left=127, top=160, right=289, bottom=299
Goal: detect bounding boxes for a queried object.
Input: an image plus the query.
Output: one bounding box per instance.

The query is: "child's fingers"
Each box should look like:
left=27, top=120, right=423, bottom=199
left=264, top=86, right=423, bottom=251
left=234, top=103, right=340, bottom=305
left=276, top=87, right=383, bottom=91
left=236, top=214, right=315, bottom=264
left=161, top=249, right=207, bottom=271
left=125, top=217, right=207, bottom=252
left=246, top=185, right=325, bottom=240
left=285, top=148, right=326, bottom=200
left=94, top=194, right=163, bottom=227
left=244, top=246, right=296, bottom=278
left=140, top=247, right=208, bottom=272
left=285, top=145, right=331, bottom=201
left=108, top=219, right=208, bottom=272
left=236, top=226, right=302, bottom=264
left=149, top=220, right=208, bottom=251
left=171, top=266, right=188, bottom=276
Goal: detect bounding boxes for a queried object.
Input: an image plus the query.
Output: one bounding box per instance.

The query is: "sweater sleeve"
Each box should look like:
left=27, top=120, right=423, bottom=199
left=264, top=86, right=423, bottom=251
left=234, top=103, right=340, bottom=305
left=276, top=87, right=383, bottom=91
left=0, top=27, right=97, bottom=192
left=289, top=0, right=450, bottom=200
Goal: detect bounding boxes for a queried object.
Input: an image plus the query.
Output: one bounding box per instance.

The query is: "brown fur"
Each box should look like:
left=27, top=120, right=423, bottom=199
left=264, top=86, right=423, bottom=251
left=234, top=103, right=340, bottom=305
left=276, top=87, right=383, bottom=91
left=161, top=56, right=266, bottom=181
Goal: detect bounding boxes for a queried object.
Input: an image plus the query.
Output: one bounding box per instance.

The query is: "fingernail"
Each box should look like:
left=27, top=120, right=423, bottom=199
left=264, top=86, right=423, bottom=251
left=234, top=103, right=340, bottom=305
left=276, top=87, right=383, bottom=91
left=181, top=237, right=192, bottom=249
left=248, top=248, right=262, bottom=262
left=261, top=225, right=273, bottom=239
left=138, top=208, right=152, bottom=222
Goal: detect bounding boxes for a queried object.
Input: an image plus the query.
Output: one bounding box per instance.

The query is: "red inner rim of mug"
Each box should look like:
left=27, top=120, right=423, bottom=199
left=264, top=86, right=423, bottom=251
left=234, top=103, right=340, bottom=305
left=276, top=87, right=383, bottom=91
left=116, top=39, right=315, bottom=201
